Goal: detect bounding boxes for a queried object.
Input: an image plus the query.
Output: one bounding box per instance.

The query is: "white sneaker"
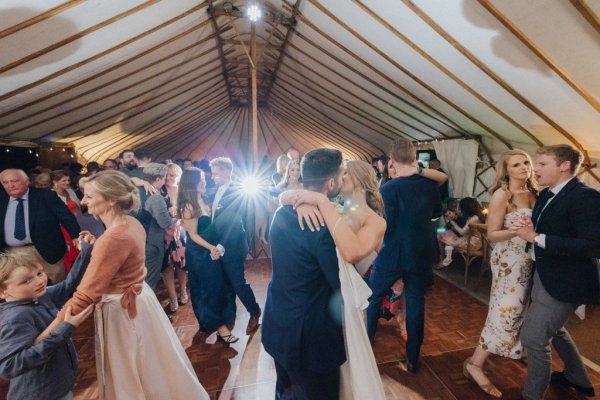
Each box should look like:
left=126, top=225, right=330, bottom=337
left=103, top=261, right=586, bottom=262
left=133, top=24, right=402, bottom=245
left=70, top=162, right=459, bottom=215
left=442, top=257, right=452, bottom=267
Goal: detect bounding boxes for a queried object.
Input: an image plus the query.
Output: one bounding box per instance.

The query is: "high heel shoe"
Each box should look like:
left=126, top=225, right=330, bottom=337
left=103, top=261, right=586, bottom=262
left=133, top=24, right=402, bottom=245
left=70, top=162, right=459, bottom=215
left=216, top=333, right=239, bottom=344
left=463, top=358, right=502, bottom=398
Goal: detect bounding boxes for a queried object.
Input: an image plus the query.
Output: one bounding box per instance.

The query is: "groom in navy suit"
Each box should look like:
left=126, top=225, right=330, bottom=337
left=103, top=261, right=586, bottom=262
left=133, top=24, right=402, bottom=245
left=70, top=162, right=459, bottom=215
left=367, top=138, right=441, bottom=373
left=262, top=148, right=345, bottom=400
left=514, top=145, right=600, bottom=400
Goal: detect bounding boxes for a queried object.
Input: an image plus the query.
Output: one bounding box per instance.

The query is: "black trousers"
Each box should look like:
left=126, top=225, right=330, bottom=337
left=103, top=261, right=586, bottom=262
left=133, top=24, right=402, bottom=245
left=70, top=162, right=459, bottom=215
left=274, top=360, right=339, bottom=400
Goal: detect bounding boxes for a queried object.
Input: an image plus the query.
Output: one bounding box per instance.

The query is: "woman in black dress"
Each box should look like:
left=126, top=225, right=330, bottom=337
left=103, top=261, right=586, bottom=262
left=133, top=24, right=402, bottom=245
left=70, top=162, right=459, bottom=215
left=177, top=168, right=237, bottom=343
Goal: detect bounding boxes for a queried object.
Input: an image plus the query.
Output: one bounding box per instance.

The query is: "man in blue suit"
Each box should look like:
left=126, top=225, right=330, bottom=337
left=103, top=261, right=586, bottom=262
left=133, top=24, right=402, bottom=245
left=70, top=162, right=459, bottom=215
left=514, top=145, right=600, bottom=400
left=262, top=148, right=345, bottom=400
left=367, top=138, right=441, bottom=373
left=1, top=169, right=81, bottom=283
left=210, top=157, right=261, bottom=334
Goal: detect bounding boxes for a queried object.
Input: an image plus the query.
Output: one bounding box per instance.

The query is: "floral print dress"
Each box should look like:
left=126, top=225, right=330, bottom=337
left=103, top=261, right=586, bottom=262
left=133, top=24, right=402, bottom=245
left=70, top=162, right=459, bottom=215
left=479, top=208, right=534, bottom=359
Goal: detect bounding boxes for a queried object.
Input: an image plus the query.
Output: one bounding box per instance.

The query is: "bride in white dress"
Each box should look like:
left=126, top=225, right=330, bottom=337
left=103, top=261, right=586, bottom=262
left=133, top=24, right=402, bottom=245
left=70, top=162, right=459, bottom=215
left=283, top=160, right=446, bottom=400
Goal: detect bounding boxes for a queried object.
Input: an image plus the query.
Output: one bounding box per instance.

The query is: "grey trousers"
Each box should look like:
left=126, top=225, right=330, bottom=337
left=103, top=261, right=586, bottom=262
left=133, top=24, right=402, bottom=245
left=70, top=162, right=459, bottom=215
left=144, top=243, right=165, bottom=290
left=520, top=270, right=592, bottom=400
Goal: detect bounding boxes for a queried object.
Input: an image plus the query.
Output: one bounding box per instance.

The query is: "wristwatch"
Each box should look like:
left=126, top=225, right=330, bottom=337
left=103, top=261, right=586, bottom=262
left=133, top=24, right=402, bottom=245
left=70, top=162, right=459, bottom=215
left=417, top=166, right=424, bottom=176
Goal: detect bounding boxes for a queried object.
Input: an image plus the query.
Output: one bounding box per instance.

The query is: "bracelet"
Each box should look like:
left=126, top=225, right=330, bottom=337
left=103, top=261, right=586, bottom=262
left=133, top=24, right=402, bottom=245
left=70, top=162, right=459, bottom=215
left=332, top=216, right=343, bottom=237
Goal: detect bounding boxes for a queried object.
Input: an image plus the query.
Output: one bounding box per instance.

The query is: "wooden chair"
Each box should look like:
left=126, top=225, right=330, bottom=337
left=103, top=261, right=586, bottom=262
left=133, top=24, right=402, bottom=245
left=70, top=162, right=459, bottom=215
left=457, top=223, right=490, bottom=286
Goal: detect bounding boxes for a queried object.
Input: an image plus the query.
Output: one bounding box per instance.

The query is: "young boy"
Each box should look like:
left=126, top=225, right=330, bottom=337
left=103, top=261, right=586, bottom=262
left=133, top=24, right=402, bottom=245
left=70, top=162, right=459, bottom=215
left=0, top=243, right=94, bottom=400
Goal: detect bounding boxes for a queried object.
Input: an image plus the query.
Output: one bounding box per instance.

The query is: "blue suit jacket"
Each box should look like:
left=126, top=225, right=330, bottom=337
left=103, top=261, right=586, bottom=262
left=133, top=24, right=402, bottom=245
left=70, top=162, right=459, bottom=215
left=210, top=184, right=248, bottom=259
left=374, top=176, right=441, bottom=276
left=0, top=188, right=81, bottom=264
left=533, top=178, right=600, bottom=305
left=262, top=205, right=346, bottom=373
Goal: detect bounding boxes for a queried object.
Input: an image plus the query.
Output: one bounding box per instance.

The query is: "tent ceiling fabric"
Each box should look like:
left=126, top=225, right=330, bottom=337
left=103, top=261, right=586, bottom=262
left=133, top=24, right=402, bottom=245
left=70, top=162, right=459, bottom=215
left=1, top=0, right=599, bottom=163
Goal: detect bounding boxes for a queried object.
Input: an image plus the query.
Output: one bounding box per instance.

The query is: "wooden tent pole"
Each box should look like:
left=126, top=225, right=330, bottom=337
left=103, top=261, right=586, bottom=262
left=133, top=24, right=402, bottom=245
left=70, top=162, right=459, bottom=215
left=251, top=22, right=259, bottom=166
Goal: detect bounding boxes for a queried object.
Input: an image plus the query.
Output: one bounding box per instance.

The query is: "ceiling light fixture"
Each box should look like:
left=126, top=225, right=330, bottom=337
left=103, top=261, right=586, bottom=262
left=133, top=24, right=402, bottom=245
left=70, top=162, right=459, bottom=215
left=247, top=4, right=262, bottom=22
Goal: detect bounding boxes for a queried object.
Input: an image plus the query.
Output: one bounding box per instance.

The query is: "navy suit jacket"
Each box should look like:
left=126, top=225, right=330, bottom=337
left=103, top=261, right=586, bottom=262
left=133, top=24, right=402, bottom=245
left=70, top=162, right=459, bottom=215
left=210, top=184, right=247, bottom=259
left=374, top=176, right=441, bottom=276
left=533, top=178, right=600, bottom=305
left=0, top=188, right=81, bottom=264
left=262, top=205, right=346, bottom=373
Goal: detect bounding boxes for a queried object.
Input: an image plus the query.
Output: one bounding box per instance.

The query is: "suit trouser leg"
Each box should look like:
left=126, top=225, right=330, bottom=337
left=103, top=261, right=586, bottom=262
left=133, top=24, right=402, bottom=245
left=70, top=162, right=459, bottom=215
left=521, top=270, right=592, bottom=400
left=274, top=360, right=340, bottom=400
left=274, top=361, right=293, bottom=400
left=403, top=273, right=426, bottom=365
left=144, top=244, right=164, bottom=290
left=367, top=265, right=402, bottom=342
left=222, top=252, right=260, bottom=316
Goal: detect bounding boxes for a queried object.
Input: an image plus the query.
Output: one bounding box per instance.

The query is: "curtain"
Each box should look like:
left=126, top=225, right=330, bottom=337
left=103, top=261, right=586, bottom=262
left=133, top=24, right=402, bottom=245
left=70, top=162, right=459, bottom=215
left=433, top=139, right=479, bottom=198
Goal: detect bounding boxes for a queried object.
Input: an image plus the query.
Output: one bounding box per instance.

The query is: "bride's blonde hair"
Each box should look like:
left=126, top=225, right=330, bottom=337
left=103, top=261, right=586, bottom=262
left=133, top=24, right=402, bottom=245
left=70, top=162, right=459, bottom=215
left=345, top=160, right=384, bottom=216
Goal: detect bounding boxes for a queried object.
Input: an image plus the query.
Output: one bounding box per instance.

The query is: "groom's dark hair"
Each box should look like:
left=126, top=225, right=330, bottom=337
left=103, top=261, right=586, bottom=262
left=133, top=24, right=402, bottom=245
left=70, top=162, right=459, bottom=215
left=301, top=148, right=343, bottom=191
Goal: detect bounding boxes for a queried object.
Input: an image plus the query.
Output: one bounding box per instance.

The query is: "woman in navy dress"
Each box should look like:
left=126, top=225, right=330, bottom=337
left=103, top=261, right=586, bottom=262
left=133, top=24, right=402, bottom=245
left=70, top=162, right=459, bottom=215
left=176, top=168, right=237, bottom=343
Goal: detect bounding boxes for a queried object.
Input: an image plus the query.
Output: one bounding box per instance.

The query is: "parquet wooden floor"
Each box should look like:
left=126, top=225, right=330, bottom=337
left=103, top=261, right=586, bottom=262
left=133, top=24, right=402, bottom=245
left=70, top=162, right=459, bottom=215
left=1, top=258, right=598, bottom=399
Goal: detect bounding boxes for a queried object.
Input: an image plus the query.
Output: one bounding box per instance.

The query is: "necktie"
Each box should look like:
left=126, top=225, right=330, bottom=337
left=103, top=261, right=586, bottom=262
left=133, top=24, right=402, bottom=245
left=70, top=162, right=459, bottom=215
left=14, top=198, right=26, bottom=240
left=533, top=190, right=555, bottom=226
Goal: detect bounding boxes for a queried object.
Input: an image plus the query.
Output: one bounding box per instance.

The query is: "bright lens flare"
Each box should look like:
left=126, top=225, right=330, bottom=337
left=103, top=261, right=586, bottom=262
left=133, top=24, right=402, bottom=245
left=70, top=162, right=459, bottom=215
left=247, top=4, right=262, bottom=22
left=240, top=176, right=261, bottom=196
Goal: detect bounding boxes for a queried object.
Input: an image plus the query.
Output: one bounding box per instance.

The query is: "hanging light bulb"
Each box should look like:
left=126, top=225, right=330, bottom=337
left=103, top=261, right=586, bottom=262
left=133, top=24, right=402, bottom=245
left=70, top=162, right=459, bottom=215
left=247, top=4, right=262, bottom=22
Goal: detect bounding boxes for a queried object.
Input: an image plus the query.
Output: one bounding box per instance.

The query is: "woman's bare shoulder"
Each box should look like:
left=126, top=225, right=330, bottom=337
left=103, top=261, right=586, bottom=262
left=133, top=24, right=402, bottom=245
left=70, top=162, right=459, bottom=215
left=365, top=211, right=386, bottom=231
left=491, top=188, right=508, bottom=200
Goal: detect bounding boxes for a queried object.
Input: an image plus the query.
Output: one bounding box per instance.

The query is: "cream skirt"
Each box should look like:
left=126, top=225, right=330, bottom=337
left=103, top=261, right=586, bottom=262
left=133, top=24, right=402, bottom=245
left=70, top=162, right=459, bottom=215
left=94, top=282, right=209, bottom=400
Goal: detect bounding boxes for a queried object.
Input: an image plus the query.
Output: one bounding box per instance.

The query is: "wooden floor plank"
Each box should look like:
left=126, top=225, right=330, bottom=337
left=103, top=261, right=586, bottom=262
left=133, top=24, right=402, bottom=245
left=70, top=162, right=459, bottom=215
left=1, top=258, right=597, bottom=399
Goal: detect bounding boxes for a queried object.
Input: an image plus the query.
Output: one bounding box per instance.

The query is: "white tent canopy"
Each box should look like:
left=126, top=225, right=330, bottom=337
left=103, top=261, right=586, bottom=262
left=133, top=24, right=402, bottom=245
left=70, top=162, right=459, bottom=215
left=1, top=0, right=599, bottom=188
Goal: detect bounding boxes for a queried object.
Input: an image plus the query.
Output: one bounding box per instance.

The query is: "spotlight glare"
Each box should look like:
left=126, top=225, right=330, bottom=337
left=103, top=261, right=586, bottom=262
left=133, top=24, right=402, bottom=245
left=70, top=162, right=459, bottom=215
left=247, top=4, right=262, bottom=22
left=240, top=176, right=261, bottom=196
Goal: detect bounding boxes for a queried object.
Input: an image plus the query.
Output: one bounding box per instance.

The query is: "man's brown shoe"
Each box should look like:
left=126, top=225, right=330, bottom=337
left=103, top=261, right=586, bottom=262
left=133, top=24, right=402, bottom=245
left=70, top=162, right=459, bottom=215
left=246, top=308, right=261, bottom=334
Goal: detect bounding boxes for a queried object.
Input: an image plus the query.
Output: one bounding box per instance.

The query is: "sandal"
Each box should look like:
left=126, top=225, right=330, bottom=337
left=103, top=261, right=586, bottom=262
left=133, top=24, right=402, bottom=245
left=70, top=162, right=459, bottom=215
left=216, top=333, right=239, bottom=344
left=463, top=358, right=502, bottom=398
left=169, top=298, right=178, bottom=313
left=179, top=292, right=188, bottom=305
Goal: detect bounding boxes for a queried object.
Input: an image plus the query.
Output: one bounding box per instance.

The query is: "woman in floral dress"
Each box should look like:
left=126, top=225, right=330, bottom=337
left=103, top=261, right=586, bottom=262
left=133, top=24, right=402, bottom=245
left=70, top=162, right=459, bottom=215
left=463, top=149, right=538, bottom=398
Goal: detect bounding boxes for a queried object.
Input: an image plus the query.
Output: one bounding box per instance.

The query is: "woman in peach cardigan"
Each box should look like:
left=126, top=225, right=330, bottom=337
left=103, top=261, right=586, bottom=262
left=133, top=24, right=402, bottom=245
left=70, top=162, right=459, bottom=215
left=39, top=171, right=208, bottom=400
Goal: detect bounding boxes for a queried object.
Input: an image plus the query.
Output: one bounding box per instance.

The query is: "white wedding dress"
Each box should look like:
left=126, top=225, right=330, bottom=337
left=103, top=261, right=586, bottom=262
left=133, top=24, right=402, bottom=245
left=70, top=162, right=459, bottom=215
left=338, top=249, right=386, bottom=400
left=338, top=250, right=424, bottom=400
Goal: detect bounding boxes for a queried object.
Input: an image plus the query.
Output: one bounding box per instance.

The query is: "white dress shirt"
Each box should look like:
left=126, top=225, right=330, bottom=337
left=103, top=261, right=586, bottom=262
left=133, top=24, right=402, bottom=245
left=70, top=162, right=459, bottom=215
left=4, top=190, right=33, bottom=246
left=211, top=183, right=230, bottom=222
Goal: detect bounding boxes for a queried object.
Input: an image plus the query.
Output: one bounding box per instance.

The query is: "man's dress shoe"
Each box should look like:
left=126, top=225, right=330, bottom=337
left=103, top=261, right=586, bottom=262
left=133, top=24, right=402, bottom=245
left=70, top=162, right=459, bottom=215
left=246, top=308, right=261, bottom=334
left=550, top=371, right=595, bottom=397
